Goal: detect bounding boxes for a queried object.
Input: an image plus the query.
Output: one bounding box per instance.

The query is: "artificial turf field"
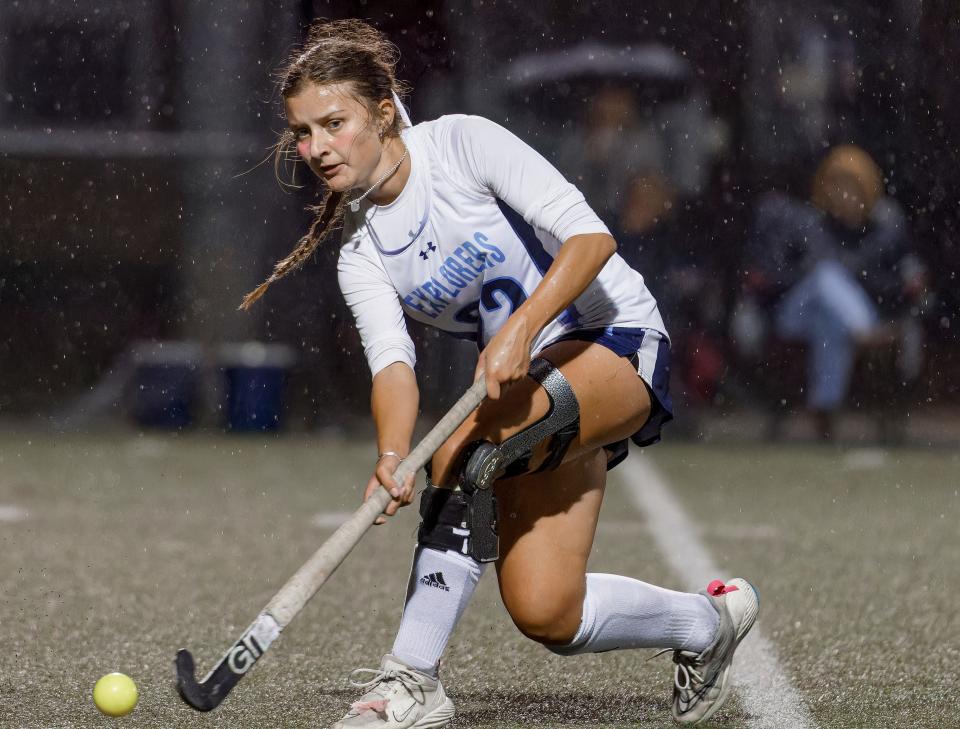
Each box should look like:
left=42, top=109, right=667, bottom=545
left=1, top=431, right=956, bottom=728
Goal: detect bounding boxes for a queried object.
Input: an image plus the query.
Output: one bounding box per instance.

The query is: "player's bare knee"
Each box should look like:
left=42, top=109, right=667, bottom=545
left=430, top=430, right=484, bottom=488
left=502, top=589, right=583, bottom=645
left=430, top=415, right=508, bottom=488
left=429, top=440, right=458, bottom=488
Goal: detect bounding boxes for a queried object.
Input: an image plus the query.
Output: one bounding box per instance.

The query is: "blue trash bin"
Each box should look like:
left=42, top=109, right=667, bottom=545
left=219, top=343, right=296, bottom=432
left=130, top=341, right=203, bottom=429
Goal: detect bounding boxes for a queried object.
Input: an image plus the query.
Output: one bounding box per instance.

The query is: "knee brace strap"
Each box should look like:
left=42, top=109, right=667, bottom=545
left=417, top=484, right=472, bottom=556
left=451, top=358, right=580, bottom=563
left=528, top=357, right=581, bottom=472
left=471, top=357, right=581, bottom=481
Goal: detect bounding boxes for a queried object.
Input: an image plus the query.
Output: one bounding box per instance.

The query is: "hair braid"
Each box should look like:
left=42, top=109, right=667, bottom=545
left=240, top=18, right=406, bottom=310
left=239, top=190, right=345, bottom=310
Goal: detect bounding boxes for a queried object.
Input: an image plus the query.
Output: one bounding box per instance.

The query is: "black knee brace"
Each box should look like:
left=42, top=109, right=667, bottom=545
left=417, top=483, right=471, bottom=556
left=503, top=357, right=582, bottom=475
left=459, top=357, right=581, bottom=482
left=418, top=358, right=581, bottom=564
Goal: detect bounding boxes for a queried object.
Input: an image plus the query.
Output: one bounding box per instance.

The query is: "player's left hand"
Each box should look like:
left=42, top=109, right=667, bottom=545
left=475, top=313, right=534, bottom=400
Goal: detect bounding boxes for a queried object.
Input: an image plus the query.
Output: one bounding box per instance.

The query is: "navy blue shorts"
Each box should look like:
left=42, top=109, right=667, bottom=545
left=543, top=327, right=673, bottom=470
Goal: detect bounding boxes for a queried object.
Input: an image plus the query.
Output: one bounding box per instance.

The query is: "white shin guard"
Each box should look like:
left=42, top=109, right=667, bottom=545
left=547, top=573, right=719, bottom=656
left=391, top=546, right=486, bottom=676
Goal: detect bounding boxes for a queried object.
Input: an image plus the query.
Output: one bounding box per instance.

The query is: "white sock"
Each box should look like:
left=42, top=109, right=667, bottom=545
left=391, top=546, right=485, bottom=675
left=548, top=573, right=719, bottom=655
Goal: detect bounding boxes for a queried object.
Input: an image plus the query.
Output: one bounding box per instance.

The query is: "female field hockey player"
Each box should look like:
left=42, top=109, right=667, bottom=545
left=241, top=19, right=759, bottom=728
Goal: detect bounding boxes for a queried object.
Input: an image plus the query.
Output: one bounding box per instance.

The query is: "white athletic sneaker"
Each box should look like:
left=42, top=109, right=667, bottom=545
left=331, top=654, right=455, bottom=729
left=670, top=578, right=760, bottom=724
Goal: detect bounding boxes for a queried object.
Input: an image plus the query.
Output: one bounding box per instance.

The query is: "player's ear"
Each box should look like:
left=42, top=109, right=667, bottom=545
left=377, top=98, right=396, bottom=137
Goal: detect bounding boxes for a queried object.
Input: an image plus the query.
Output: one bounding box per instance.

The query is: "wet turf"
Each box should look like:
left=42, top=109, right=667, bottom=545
left=652, top=444, right=960, bottom=729
left=0, top=433, right=953, bottom=727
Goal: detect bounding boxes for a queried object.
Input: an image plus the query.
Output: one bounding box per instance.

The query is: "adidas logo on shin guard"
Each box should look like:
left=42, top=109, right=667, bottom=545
left=419, top=572, right=450, bottom=591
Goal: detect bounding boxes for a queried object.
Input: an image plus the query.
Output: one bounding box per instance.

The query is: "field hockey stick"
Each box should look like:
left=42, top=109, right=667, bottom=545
left=175, top=376, right=487, bottom=711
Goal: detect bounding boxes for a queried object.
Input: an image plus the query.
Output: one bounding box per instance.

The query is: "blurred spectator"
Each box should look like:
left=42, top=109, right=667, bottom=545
left=555, top=85, right=663, bottom=222
left=737, top=145, right=930, bottom=437
left=617, top=172, right=727, bottom=404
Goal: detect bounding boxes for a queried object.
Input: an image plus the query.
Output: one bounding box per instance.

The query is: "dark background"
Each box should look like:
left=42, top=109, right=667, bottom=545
left=1, top=0, right=957, bottom=428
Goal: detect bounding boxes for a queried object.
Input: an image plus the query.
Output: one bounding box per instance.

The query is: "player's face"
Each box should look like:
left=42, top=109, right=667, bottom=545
left=285, top=82, right=383, bottom=192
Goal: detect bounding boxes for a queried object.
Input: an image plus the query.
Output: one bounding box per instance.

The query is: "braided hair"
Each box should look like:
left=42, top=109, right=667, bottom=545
left=240, top=19, right=408, bottom=310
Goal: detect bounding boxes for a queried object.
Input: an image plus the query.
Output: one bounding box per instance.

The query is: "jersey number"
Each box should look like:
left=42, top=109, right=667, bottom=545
left=454, top=277, right=528, bottom=342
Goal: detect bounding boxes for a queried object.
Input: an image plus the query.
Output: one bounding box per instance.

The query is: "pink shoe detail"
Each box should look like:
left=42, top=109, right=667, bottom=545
left=351, top=699, right=389, bottom=715
left=707, top=579, right=740, bottom=596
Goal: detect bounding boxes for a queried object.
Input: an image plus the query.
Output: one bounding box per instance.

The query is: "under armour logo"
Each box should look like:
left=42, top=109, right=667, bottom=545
left=419, top=241, right=437, bottom=260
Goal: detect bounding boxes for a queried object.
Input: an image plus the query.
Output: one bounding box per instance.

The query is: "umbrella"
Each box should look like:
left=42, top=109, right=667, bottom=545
left=504, top=40, right=693, bottom=90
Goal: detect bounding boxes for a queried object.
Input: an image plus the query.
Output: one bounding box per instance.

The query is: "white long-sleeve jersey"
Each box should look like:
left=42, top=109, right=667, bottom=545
left=337, top=114, right=667, bottom=378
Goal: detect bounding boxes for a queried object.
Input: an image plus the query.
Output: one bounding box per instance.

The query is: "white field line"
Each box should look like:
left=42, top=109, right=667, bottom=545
left=841, top=448, right=888, bottom=471
left=0, top=504, right=28, bottom=523
left=618, top=454, right=817, bottom=729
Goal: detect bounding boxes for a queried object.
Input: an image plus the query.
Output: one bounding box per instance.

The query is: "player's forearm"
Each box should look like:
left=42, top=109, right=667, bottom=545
left=371, top=361, right=419, bottom=457
left=514, top=232, right=617, bottom=337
